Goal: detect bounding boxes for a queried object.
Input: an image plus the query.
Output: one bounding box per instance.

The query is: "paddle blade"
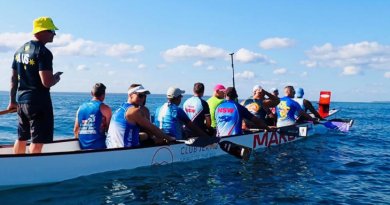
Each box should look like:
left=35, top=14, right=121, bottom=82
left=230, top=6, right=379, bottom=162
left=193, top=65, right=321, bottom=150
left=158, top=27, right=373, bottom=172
left=219, top=141, right=252, bottom=161
left=278, top=126, right=308, bottom=137
left=323, top=121, right=352, bottom=133
left=184, top=137, right=221, bottom=148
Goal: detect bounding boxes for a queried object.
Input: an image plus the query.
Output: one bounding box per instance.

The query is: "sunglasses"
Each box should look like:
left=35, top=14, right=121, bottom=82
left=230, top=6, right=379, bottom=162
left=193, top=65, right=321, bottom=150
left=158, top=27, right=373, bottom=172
left=134, top=93, right=146, bottom=98
left=47, top=30, right=56, bottom=35
left=218, top=90, right=226, bottom=93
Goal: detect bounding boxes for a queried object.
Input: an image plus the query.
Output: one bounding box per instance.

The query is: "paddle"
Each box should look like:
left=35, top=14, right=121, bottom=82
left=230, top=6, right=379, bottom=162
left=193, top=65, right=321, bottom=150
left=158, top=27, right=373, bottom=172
left=248, top=125, right=309, bottom=137
left=181, top=137, right=252, bottom=161
left=306, top=119, right=354, bottom=133
left=0, top=109, right=17, bottom=116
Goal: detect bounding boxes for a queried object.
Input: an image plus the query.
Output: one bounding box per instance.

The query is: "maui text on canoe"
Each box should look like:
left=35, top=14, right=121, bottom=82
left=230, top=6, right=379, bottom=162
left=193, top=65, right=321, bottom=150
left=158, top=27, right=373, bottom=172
left=253, top=132, right=298, bottom=149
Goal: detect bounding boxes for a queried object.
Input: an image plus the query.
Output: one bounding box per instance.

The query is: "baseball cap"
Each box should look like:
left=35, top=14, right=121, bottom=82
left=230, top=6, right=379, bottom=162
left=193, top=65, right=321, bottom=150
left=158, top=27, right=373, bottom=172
left=128, top=85, right=151, bottom=95
left=167, top=87, right=185, bottom=98
left=296, top=87, right=304, bottom=98
left=213, top=84, right=226, bottom=91
left=225, top=87, right=238, bottom=99
left=271, top=87, right=279, bottom=93
left=252, top=85, right=262, bottom=92
left=31, top=17, right=59, bottom=34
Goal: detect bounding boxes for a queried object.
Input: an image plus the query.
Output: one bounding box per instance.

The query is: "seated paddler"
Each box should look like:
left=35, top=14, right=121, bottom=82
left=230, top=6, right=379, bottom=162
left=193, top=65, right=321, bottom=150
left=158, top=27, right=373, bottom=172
left=293, top=87, right=325, bottom=122
left=154, top=87, right=208, bottom=140
left=215, top=87, right=271, bottom=137
left=74, top=83, right=112, bottom=150
left=106, top=84, right=175, bottom=148
left=276, top=86, right=319, bottom=127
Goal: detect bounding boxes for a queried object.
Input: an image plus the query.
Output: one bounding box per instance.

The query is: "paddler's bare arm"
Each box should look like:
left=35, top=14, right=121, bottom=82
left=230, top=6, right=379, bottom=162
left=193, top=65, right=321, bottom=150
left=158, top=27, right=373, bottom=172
left=39, top=70, right=60, bottom=88
left=303, top=99, right=325, bottom=120
left=298, top=110, right=318, bottom=122
left=185, top=121, right=209, bottom=136
left=251, top=116, right=272, bottom=132
left=73, top=108, right=80, bottom=138
left=263, top=90, right=280, bottom=107
left=100, top=103, right=112, bottom=129
left=127, top=107, right=175, bottom=141
left=8, top=69, right=18, bottom=110
left=205, top=116, right=211, bottom=128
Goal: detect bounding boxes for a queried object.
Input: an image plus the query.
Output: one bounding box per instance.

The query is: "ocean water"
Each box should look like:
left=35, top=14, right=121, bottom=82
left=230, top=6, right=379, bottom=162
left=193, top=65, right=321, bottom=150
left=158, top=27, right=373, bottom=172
left=0, top=91, right=389, bottom=205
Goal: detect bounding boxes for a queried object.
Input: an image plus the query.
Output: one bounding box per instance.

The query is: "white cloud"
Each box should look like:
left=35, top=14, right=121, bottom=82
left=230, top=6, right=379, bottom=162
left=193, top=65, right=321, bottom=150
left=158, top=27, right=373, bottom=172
left=260, top=79, right=278, bottom=85
left=193, top=60, right=205, bottom=67
left=273, top=68, right=287, bottom=74
left=301, top=72, right=307, bottom=77
left=235, top=48, right=275, bottom=64
left=206, top=66, right=217, bottom=70
left=77, top=65, right=88, bottom=71
left=161, top=44, right=230, bottom=62
left=155, top=64, right=167, bottom=69
left=302, top=41, right=390, bottom=70
left=279, top=82, right=298, bottom=86
left=138, top=64, right=146, bottom=69
left=105, top=43, right=144, bottom=57
left=0, top=32, right=145, bottom=57
left=341, top=66, right=361, bottom=76
left=108, top=71, right=116, bottom=75
left=235, top=71, right=255, bottom=79
left=300, top=60, right=318, bottom=68
left=121, top=58, right=139, bottom=63
left=384, top=72, right=390, bottom=78
left=259, top=38, right=296, bottom=50
left=0, top=32, right=31, bottom=52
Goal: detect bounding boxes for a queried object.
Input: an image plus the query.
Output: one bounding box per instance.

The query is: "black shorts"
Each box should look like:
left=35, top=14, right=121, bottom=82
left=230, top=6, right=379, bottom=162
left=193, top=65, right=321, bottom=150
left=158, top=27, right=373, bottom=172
left=18, top=103, right=54, bottom=143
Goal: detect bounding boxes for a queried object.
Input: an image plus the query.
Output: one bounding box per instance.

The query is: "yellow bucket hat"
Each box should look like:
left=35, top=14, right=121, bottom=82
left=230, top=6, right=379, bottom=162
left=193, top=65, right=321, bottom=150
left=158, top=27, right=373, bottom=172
left=31, top=17, right=59, bottom=34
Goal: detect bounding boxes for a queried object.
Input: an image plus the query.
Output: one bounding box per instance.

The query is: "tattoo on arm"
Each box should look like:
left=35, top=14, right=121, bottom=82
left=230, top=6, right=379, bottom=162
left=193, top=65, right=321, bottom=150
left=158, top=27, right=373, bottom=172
left=10, top=70, right=17, bottom=104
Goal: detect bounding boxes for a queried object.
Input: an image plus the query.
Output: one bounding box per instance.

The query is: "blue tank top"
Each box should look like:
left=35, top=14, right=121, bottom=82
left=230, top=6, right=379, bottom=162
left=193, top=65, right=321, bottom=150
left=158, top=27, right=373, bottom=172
left=155, top=103, right=188, bottom=140
left=106, top=103, right=140, bottom=148
left=276, top=96, right=303, bottom=127
left=215, top=100, right=242, bottom=137
left=293, top=98, right=305, bottom=119
left=77, top=100, right=106, bottom=150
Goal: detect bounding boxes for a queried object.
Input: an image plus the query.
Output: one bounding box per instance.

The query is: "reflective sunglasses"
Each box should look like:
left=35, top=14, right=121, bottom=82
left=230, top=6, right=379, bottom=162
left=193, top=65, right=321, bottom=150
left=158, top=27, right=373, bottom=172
left=47, top=30, right=56, bottom=35
left=135, top=93, right=146, bottom=99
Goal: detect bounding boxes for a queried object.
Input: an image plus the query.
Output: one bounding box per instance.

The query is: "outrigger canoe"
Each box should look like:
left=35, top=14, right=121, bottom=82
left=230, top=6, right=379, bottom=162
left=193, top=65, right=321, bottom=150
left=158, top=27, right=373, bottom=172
left=0, top=109, right=350, bottom=190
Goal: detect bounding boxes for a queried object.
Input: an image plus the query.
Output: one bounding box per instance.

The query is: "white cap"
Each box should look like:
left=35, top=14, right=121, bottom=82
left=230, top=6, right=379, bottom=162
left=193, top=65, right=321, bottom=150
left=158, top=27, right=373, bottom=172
left=167, top=87, right=185, bottom=98
left=271, top=87, right=279, bottom=93
left=253, top=85, right=262, bottom=92
left=127, top=85, right=151, bottom=95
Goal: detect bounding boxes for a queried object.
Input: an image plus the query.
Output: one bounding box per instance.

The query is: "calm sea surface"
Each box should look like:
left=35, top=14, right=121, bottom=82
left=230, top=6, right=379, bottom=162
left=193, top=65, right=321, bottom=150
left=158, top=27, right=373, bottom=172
left=0, top=91, right=389, bottom=205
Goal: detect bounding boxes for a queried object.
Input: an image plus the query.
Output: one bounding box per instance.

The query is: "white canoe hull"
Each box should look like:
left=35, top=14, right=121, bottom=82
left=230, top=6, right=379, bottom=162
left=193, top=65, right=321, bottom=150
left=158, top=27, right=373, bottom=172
left=0, top=110, right=339, bottom=190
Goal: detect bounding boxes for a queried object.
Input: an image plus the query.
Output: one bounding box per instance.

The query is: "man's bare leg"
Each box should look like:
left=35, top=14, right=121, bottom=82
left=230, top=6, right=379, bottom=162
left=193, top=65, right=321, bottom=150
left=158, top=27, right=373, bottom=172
left=29, top=143, right=44, bottom=154
left=13, top=140, right=27, bottom=154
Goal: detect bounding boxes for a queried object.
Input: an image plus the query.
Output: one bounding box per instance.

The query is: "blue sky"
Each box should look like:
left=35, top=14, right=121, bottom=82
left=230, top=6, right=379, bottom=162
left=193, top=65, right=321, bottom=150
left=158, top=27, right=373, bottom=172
left=1, top=0, right=389, bottom=102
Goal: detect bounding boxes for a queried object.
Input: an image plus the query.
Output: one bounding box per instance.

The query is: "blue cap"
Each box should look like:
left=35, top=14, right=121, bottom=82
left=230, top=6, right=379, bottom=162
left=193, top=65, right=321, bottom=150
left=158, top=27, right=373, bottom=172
left=296, top=87, right=304, bottom=98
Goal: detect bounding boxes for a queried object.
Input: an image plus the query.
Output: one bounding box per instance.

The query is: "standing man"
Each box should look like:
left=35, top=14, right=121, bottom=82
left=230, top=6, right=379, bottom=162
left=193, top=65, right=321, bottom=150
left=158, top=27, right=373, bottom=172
left=276, top=86, right=318, bottom=127
left=241, top=85, right=280, bottom=128
left=215, top=87, right=271, bottom=137
left=183, top=82, right=211, bottom=136
left=207, top=84, right=226, bottom=135
left=293, top=87, right=324, bottom=121
left=106, top=84, right=175, bottom=148
left=7, top=17, right=61, bottom=154
left=74, top=83, right=112, bottom=150
left=155, top=87, right=208, bottom=140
